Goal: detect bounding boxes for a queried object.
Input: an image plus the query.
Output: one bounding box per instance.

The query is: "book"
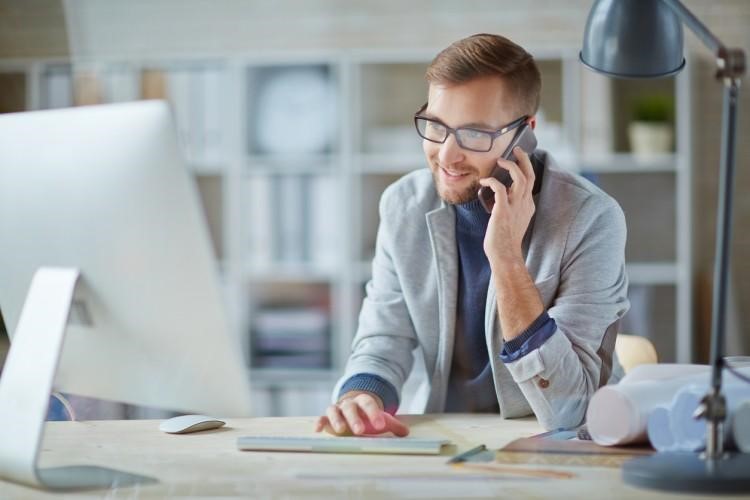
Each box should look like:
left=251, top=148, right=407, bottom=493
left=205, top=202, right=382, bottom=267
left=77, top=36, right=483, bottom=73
left=103, top=65, right=139, bottom=103
left=166, top=69, right=193, bottom=162
left=73, top=71, right=102, bottom=106
left=140, top=69, right=167, bottom=100
left=496, top=428, right=653, bottom=469
left=310, top=175, right=340, bottom=269
left=44, top=66, right=73, bottom=109
left=198, top=68, right=224, bottom=166
left=246, top=176, right=274, bottom=266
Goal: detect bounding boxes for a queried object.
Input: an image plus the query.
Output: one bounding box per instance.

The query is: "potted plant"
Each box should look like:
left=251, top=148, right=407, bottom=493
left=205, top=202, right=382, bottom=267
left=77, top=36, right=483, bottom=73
left=628, top=94, right=674, bottom=157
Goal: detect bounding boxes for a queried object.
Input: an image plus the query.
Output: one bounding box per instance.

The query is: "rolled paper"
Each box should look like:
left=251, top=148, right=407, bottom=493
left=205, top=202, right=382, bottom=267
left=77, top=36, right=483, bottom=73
left=646, top=406, right=675, bottom=451
left=587, top=364, right=750, bottom=447
left=674, top=385, right=750, bottom=451
left=668, top=385, right=705, bottom=452
left=587, top=377, right=697, bottom=446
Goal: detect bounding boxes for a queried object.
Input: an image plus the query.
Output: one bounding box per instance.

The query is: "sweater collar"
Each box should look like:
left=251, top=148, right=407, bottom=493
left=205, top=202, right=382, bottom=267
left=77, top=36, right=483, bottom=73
left=454, top=197, right=490, bottom=233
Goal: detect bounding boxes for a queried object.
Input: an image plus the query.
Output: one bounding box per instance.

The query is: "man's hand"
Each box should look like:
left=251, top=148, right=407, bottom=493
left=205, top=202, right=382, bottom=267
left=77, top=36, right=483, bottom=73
left=314, top=391, right=409, bottom=437
left=479, top=146, right=537, bottom=264
left=480, top=146, right=544, bottom=341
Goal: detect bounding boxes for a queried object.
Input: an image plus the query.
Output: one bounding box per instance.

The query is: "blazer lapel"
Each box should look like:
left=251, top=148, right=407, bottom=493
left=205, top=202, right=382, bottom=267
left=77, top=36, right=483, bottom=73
left=425, top=204, right=458, bottom=411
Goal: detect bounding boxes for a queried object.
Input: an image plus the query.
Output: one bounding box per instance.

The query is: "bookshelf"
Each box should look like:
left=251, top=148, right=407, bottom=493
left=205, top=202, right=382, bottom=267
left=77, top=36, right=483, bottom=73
left=0, top=48, right=693, bottom=415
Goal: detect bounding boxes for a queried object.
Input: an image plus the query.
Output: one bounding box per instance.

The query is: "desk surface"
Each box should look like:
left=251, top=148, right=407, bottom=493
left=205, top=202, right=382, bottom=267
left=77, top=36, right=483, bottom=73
left=1, top=414, right=727, bottom=499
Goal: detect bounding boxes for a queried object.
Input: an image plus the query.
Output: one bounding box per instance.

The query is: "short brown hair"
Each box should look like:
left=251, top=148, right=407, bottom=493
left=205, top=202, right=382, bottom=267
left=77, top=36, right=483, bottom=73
left=425, top=33, right=541, bottom=117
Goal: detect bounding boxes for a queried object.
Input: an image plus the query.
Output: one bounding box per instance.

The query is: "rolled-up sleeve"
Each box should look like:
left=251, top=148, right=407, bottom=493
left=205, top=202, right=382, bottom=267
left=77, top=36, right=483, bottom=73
left=502, top=196, right=630, bottom=430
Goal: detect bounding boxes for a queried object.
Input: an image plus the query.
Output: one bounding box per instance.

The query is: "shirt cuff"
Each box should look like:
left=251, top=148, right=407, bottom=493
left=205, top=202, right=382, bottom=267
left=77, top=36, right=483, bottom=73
left=499, top=311, right=557, bottom=363
left=338, top=373, right=399, bottom=415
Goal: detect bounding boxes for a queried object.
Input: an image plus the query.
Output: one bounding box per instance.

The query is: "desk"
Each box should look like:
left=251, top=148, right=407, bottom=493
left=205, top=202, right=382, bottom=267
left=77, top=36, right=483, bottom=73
left=0, top=414, right=726, bottom=498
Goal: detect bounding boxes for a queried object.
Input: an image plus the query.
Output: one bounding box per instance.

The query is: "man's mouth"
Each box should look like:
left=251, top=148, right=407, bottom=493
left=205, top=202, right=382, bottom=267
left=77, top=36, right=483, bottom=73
left=440, top=167, right=470, bottom=179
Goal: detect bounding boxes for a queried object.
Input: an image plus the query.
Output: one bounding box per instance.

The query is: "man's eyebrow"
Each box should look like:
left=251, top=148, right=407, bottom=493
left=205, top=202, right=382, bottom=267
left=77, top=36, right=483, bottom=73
left=420, top=111, right=497, bottom=131
left=460, top=121, right=498, bottom=130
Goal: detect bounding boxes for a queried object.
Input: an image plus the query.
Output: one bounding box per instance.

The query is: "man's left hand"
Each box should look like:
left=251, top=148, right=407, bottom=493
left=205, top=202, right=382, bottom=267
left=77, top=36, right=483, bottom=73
left=480, top=146, right=536, bottom=265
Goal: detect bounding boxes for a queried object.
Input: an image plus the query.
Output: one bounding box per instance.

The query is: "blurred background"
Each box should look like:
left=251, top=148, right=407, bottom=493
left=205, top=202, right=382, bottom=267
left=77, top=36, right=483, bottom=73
left=0, top=0, right=748, bottom=417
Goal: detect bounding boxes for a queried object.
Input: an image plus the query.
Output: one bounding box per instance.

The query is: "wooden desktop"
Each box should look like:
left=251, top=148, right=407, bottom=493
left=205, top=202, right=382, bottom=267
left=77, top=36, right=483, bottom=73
left=0, top=414, right=721, bottom=499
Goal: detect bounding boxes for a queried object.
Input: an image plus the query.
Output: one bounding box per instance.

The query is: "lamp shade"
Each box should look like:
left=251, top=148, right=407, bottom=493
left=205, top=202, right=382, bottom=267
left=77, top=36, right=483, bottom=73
left=580, top=0, right=686, bottom=79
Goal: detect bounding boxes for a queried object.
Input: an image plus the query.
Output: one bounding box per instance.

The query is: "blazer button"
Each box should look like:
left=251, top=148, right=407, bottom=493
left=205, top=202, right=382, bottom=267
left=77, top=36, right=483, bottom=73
left=538, top=378, right=550, bottom=389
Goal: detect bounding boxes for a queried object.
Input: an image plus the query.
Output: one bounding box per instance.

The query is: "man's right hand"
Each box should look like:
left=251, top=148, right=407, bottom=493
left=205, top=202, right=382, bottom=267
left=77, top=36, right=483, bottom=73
left=314, top=391, right=409, bottom=437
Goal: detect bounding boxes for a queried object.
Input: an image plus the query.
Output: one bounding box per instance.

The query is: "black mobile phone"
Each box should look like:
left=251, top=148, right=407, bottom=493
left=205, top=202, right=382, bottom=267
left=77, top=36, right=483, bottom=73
left=478, top=124, right=538, bottom=214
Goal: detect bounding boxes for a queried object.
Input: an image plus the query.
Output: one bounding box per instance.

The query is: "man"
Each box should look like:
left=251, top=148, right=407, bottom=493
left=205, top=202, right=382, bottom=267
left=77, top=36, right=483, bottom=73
left=315, top=33, right=629, bottom=436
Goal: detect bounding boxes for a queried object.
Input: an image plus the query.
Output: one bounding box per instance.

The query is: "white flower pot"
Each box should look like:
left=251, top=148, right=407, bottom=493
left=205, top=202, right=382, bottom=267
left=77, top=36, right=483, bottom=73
left=628, top=121, right=673, bottom=156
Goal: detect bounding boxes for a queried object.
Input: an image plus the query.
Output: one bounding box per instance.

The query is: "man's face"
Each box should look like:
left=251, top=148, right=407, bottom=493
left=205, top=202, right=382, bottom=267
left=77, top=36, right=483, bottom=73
left=422, top=76, right=524, bottom=205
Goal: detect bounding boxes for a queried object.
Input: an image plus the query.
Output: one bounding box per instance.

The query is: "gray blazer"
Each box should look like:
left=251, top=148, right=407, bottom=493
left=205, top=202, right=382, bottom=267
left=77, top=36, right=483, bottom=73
left=335, top=151, right=629, bottom=430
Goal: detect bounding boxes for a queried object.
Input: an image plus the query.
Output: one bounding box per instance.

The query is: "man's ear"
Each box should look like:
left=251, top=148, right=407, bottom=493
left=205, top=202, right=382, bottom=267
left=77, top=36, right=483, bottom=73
left=528, top=115, right=537, bottom=130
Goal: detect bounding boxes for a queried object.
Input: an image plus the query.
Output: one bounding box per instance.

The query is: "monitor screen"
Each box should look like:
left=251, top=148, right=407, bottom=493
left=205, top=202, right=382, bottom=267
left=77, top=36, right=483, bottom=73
left=0, top=101, right=252, bottom=417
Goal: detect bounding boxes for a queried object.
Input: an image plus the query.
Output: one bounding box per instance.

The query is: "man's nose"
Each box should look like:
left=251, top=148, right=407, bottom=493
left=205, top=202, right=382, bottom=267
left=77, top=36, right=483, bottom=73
left=437, top=133, right=464, bottom=167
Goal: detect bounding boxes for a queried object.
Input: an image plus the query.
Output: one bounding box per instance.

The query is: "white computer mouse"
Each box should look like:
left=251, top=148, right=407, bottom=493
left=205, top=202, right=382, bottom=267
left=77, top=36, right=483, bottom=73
left=159, top=414, right=226, bottom=434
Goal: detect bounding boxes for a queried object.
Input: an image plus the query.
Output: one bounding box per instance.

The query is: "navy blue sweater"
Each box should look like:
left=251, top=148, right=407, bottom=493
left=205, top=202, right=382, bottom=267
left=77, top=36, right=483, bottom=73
left=445, top=198, right=497, bottom=412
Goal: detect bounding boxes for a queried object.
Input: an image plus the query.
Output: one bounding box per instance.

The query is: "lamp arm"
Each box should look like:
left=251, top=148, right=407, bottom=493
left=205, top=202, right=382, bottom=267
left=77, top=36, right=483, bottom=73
left=661, top=0, right=723, bottom=55
left=661, top=0, right=746, bottom=80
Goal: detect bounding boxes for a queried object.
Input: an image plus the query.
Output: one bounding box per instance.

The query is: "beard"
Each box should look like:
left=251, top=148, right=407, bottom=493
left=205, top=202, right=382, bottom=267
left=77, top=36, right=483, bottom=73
left=430, top=165, right=481, bottom=205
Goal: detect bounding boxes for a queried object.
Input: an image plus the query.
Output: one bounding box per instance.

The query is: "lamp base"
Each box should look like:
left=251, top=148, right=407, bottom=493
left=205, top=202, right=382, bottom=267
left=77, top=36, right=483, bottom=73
left=622, top=452, right=750, bottom=494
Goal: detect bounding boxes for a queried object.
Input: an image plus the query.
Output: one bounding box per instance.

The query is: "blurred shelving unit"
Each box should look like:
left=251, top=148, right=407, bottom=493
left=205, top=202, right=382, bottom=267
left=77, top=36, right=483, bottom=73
left=0, top=46, right=692, bottom=415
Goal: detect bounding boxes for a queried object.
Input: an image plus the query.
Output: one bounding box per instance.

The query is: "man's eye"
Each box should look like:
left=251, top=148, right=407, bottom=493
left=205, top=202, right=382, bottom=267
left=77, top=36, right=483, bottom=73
left=462, top=129, right=487, bottom=139
left=427, top=122, right=445, bottom=133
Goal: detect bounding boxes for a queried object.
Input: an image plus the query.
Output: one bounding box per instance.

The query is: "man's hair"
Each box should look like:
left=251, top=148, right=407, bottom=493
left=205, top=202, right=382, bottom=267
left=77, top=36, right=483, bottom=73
left=425, top=33, right=542, bottom=117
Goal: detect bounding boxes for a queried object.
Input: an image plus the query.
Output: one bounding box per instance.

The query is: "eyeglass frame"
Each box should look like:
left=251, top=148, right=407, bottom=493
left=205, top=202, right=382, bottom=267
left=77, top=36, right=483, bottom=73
left=413, top=103, right=528, bottom=153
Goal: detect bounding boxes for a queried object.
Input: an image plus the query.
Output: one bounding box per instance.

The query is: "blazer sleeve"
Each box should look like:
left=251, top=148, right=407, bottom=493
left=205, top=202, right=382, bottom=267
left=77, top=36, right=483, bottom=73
left=502, top=194, right=630, bottom=430
left=332, top=185, right=418, bottom=407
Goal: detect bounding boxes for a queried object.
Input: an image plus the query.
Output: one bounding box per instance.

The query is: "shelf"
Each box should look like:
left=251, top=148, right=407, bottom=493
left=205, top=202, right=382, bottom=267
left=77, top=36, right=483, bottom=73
left=576, top=153, right=678, bottom=173
left=249, top=368, right=338, bottom=388
left=244, top=154, right=340, bottom=174
left=0, top=47, right=693, bottom=408
left=627, top=262, right=678, bottom=285
left=358, top=153, right=424, bottom=174
left=244, top=262, right=339, bottom=282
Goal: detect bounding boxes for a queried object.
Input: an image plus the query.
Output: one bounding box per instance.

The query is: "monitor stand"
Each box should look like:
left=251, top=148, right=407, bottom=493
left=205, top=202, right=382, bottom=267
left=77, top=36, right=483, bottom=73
left=0, top=267, right=157, bottom=490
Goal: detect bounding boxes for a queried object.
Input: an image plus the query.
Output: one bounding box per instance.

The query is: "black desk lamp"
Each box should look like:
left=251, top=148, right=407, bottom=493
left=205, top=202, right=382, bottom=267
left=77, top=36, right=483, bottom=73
left=580, top=0, right=749, bottom=494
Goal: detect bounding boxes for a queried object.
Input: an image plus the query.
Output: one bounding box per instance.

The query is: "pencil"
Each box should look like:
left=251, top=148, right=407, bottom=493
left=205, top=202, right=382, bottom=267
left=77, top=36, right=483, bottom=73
left=446, top=444, right=487, bottom=464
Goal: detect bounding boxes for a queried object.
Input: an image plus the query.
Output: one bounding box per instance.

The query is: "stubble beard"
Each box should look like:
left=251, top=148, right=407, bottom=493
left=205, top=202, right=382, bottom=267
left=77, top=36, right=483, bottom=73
left=431, top=167, right=481, bottom=205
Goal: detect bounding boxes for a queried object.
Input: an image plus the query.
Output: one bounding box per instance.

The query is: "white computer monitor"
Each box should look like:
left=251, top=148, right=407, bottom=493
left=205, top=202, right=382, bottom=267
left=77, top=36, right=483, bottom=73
left=0, top=101, right=252, bottom=489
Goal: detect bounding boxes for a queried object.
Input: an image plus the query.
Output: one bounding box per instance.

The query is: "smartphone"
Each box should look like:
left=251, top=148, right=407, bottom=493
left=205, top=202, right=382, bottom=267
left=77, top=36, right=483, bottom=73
left=478, top=124, right=538, bottom=214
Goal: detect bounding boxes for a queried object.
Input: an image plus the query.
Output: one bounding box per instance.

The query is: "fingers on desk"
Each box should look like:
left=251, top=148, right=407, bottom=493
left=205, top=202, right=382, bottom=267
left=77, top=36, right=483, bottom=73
left=314, top=407, right=409, bottom=437
left=340, top=399, right=368, bottom=434
left=382, top=413, right=409, bottom=437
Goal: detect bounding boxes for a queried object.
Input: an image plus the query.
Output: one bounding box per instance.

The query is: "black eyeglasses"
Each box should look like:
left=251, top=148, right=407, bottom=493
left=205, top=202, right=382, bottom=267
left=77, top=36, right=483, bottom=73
left=414, top=103, right=528, bottom=153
